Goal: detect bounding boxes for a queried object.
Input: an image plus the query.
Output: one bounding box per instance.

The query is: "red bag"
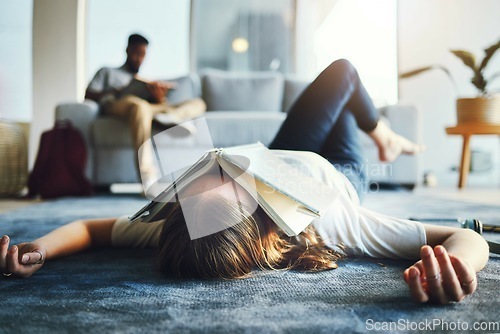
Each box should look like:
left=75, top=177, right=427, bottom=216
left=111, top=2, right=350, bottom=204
left=28, top=119, right=93, bottom=198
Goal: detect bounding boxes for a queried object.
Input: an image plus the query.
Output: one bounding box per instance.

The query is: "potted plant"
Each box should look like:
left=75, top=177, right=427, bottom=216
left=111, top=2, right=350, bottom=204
left=400, top=40, right=500, bottom=125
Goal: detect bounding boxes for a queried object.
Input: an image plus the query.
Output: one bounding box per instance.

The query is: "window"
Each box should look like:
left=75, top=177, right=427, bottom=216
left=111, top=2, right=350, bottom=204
left=192, top=0, right=296, bottom=73
left=314, top=0, right=398, bottom=106
left=87, top=0, right=190, bottom=82
left=0, top=0, right=33, bottom=121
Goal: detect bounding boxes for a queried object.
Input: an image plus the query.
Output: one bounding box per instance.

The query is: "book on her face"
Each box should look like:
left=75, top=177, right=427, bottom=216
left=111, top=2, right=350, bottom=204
left=129, top=142, right=338, bottom=236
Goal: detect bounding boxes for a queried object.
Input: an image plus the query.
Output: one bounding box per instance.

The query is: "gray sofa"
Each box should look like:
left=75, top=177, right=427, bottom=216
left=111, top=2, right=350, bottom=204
left=56, top=70, right=421, bottom=188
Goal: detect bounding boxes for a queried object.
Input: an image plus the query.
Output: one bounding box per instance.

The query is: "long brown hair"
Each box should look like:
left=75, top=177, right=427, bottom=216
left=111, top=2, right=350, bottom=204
left=158, top=193, right=341, bottom=279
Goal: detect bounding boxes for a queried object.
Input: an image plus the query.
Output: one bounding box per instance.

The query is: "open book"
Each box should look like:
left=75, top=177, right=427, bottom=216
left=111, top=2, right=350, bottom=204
left=130, top=142, right=338, bottom=236
left=117, top=78, right=153, bottom=101
left=117, top=78, right=176, bottom=102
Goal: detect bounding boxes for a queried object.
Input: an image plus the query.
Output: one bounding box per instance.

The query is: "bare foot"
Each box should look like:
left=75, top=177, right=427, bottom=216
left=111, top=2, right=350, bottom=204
left=368, top=121, right=425, bottom=162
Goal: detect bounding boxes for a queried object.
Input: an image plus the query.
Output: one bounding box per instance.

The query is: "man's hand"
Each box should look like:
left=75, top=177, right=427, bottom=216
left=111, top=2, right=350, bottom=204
left=147, top=81, right=175, bottom=103
left=1, top=235, right=46, bottom=279
left=403, top=245, right=477, bottom=304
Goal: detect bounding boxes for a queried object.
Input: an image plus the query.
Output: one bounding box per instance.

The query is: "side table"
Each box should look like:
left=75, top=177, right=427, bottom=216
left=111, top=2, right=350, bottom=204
left=446, top=124, right=500, bottom=188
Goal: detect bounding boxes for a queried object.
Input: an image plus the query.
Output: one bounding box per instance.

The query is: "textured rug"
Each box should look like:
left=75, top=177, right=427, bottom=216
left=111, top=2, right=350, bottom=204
left=0, top=192, right=499, bottom=334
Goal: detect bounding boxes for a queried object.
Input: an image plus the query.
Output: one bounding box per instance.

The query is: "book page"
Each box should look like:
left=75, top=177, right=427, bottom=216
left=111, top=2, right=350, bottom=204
left=218, top=156, right=317, bottom=236
left=118, top=78, right=152, bottom=101
left=130, top=151, right=219, bottom=223
left=219, top=143, right=337, bottom=216
left=255, top=179, right=316, bottom=236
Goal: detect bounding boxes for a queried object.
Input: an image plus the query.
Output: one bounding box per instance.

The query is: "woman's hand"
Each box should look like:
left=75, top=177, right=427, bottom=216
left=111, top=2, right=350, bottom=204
left=403, top=245, right=477, bottom=304
left=1, top=235, right=46, bottom=278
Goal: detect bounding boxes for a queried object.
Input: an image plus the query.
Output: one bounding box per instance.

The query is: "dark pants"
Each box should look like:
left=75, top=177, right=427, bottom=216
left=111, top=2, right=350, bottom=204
left=269, top=59, right=379, bottom=199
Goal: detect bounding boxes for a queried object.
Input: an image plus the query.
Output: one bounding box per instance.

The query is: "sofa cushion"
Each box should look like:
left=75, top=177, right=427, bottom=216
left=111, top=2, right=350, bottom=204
left=204, top=111, right=286, bottom=147
left=201, top=70, right=284, bottom=112
left=283, top=78, right=308, bottom=113
left=144, top=112, right=286, bottom=148
left=93, top=117, right=179, bottom=147
left=163, top=74, right=200, bottom=105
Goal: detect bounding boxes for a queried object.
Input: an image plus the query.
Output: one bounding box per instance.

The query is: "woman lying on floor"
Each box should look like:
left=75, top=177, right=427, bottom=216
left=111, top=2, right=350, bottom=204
left=1, top=60, right=489, bottom=304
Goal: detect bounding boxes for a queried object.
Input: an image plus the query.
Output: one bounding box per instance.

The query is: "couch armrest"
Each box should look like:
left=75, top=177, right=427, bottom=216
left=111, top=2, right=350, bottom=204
left=55, top=100, right=99, bottom=147
left=55, top=100, right=99, bottom=182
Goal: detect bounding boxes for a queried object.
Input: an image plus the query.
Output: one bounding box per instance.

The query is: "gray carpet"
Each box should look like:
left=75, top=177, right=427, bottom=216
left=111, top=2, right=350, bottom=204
left=0, top=191, right=499, bottom=334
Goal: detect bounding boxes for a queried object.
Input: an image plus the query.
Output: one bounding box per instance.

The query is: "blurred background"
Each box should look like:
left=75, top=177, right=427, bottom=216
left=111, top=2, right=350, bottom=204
left=0, top=0, right=499, bottom=187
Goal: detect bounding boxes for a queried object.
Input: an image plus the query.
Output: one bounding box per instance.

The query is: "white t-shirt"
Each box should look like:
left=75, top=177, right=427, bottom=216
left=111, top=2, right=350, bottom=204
left=87, top=65, right=134, bottom=105
left=111, top=150, right=426, bottom=260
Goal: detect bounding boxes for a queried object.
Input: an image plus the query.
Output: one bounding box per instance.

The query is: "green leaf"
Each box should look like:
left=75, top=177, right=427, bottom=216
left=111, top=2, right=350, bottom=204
left=471, top=73, right=487, bottom=94
left=399, top=65, right=453, bottom=79
left=399, top=65, right=459, bottom=95
left=478, top=40, right=500, bottom=72
left=399, top=66, right=435, bottom=79
left=450, top=50, right=477, bottom=71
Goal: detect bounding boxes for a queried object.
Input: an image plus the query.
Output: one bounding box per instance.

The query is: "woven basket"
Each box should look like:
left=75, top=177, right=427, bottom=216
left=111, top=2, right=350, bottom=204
left=456, top=95, right=500, bottom=125
left=0, top=120, right=28, bottom=196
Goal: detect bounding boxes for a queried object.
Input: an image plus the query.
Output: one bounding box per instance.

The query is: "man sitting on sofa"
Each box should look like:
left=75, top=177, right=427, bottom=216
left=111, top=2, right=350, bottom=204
left=85, top=33, right=206, bottom=190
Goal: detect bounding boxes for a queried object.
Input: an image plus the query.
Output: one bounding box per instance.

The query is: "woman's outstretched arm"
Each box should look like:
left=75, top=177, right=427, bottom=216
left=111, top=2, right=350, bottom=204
left=1, top=217, right=117, bottom=278
left=404, top=224, right=489, bottom=304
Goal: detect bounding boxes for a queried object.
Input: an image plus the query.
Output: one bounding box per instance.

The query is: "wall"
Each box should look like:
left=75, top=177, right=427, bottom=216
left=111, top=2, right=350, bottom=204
left=0, top=0, right=33, bottom=122
left=312, top=0, right=398, bottom=106
left=30, top=0, right=86, bottom=167
left=398, top=0, right=500, bottom=187
left=295, top=0, right=334, bottom=79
